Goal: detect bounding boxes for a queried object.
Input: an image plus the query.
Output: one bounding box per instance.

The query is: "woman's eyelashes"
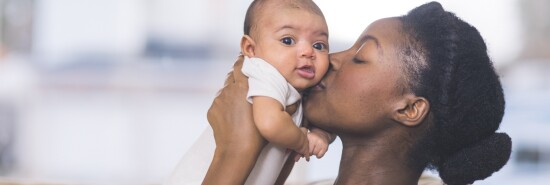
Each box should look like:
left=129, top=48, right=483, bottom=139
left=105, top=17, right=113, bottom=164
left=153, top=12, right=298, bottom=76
left=353, top=57, right=366, bottom=64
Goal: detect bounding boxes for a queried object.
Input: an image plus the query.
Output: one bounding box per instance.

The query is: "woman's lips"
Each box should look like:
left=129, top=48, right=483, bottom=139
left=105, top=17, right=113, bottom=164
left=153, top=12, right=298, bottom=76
left=305, top=81, right=324, bottom=98
left=310, top=81, right=326, bottom=91
left=297, top=66, right=315, bottom=79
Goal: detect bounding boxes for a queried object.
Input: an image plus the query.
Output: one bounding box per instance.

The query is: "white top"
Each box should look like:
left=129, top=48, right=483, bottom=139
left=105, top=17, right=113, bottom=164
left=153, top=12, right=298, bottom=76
left=164, top=57, right=303, bottom=185
left=242, top=57, right=302, bottom=109
left=241, top=57, right=303, bottom=185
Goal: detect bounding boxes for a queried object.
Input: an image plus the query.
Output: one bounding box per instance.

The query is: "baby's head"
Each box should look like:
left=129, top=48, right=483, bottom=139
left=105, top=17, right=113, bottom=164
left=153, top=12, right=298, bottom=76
left=241, top=0, right=329, bottom=92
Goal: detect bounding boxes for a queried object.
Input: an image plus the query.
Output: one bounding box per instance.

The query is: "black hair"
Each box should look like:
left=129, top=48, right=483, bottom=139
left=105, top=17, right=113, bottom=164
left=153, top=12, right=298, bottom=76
left=398, top=2, right=512, bottom=184
left=243, top=0, right=325, bottom=36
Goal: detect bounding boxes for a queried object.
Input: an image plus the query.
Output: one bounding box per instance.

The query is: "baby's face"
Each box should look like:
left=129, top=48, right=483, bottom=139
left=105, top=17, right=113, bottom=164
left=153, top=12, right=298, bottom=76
left=251, top=7, right=329, bottom=92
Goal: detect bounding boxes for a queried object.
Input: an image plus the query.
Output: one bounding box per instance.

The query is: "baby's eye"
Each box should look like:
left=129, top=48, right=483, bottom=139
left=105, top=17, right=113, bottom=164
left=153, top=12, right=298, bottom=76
left=281, top=37, right=295, bottom=45
left=313, top=42, right=327, bottom=51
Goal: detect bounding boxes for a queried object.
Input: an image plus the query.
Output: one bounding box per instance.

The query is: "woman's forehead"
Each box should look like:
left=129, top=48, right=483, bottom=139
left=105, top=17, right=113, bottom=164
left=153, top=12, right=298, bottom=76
left=355, top=18, right=403, bottom=57
left=361, top=18, right=402, bottom=43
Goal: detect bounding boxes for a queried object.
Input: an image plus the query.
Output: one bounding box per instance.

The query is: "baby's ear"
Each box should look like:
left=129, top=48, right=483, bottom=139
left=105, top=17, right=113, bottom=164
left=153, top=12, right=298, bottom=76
left=240, top=35, right=256, bottom=57
left=392, top=95, right=429, bottom=127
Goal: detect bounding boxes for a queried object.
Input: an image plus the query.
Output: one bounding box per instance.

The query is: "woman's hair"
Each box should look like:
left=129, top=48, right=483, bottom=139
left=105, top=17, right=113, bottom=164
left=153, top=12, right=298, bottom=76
left=398, top=2, right=512, bottom=184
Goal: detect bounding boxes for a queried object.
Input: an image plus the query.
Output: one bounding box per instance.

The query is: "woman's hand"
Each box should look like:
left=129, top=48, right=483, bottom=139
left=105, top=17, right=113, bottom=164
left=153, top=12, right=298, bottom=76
left=203, top=55, right=267, bottom=185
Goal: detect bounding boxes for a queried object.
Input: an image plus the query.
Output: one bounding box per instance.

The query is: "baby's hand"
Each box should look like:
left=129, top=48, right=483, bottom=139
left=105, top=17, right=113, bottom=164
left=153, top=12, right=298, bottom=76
left=307, top=131, right=330, bottom=159
left=292, top=127, right=310, bottom=162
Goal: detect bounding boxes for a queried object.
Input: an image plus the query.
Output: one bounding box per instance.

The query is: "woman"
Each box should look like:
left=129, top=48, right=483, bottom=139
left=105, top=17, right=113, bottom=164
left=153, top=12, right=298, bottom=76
left=203, top=2, right=511, bottom=185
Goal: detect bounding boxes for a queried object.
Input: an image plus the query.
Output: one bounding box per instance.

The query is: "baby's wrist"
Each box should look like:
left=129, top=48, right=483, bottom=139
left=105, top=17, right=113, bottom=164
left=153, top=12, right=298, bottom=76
left=293, top=134, right=308, bottom=152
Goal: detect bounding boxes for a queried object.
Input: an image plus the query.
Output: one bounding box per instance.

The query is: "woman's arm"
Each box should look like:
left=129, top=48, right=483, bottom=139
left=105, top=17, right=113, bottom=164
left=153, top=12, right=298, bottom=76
left=202, top=55, right=266, bottom=185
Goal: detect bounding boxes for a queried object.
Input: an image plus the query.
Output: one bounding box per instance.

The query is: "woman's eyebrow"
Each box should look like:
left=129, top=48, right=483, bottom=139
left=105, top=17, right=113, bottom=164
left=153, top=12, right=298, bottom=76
left=359, top=34, right=383, bottom=55
left=360, top=35, right=380, bottom=48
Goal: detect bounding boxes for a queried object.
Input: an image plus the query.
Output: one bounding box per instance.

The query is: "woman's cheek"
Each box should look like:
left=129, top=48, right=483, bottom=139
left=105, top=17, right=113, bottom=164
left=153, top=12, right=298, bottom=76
left=340, top=75, right=365, bottom=97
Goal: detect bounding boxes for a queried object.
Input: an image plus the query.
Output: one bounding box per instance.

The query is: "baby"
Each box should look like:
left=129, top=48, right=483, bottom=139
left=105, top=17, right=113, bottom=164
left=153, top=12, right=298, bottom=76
left=164, top=0, right=334, bottom=184
left=238, top=0, right=334, bottom=184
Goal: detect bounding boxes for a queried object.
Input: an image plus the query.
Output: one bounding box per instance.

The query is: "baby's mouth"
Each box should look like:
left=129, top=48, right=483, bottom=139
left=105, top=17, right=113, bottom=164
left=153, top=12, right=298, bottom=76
left=297, top=66, right=315, bottom=79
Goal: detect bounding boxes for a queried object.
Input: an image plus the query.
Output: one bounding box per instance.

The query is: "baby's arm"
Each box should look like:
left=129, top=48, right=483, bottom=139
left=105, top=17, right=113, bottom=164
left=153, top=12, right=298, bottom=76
left=252, top=96, right=310, bottom=159
left=308, top=126, right=336, bottom=159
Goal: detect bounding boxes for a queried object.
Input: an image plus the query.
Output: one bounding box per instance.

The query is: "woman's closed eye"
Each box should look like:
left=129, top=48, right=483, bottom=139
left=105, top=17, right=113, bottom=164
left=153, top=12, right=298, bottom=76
left=281, top=37, right=295, bottom=45
left=353, top=57, right=366, bottom=64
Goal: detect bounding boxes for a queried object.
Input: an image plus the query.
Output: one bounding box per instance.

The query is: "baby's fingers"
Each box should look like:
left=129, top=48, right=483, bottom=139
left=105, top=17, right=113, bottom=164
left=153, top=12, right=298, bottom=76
left=311, top=144, right=326, bottom=159
left=309, top=141, right=317, bottom=155
left=315, top=147, right=327, bottom=158
left=303, top=147, right=311, bottom=162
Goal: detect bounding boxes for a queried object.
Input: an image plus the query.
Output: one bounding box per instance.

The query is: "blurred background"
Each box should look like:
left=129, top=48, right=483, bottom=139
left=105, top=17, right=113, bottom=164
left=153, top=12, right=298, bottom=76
left=0, top=0, right=548, bottom=184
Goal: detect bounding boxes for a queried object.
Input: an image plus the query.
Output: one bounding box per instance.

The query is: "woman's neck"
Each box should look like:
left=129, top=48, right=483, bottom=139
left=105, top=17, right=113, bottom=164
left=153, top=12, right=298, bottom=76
left=334, top=134, right=424, bottom=185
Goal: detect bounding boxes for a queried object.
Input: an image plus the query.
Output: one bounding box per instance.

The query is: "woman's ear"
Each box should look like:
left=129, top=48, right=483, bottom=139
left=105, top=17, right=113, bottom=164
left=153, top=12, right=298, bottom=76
left=393, top=95, right=429, bottom=127
left=240, top=35, right=256, bottom=57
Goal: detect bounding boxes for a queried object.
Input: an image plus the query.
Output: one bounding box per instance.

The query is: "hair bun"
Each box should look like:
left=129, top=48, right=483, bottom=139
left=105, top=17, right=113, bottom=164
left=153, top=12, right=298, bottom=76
left=439, top=132, right=512, bottom=185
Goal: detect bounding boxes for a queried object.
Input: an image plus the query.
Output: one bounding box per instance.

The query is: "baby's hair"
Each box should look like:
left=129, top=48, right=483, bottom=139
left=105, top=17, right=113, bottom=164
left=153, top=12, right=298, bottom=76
left=398, top=2, right=511, bottom=184
left=243, top=0, right=325, bottom=37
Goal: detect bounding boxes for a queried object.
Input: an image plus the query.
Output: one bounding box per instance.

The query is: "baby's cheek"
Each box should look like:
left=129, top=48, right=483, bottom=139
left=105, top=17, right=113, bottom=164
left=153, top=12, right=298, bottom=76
left=318, top=63, right=330, bottom=76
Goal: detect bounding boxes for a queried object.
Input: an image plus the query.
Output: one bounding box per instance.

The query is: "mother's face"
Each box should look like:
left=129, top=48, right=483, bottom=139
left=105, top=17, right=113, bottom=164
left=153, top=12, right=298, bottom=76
left=304, top=18, right=406, bottom=135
